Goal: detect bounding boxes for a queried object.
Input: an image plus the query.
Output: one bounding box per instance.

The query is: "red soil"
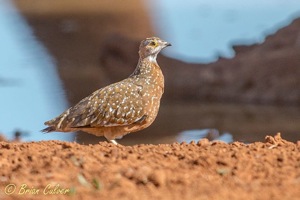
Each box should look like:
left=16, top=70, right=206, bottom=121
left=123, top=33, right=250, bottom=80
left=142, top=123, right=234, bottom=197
left=0, top=133, right=299, bottom=200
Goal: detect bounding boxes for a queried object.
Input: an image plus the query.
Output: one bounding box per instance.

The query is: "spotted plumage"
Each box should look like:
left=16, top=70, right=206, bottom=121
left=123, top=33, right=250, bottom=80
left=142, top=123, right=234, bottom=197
left=42, top=37, right=171, bottom=144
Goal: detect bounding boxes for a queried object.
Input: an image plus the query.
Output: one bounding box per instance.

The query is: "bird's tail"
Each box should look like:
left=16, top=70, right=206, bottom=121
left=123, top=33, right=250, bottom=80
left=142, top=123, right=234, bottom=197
left=41, top=126, right=55, bottom=133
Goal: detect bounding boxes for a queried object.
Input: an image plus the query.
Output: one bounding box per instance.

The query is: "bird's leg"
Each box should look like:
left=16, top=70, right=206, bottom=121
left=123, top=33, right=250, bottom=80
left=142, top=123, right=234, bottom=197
left=109, top=139, right=118, bottom=145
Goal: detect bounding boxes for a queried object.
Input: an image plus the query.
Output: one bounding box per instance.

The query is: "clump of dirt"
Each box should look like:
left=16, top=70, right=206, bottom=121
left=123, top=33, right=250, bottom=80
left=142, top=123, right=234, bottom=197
left=0, top=134, right=6, bottom=142
left=0, top=133, right=299, bottom=200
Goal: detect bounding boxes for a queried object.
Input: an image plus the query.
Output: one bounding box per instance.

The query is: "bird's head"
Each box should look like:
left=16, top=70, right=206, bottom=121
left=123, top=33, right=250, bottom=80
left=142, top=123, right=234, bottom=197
left=138, top=37, right=171, bottom=60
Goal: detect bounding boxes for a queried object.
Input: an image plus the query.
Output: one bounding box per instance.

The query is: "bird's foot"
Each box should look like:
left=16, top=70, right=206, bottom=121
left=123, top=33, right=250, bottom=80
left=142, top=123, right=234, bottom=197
left=109, top=139, right=118, bottom=145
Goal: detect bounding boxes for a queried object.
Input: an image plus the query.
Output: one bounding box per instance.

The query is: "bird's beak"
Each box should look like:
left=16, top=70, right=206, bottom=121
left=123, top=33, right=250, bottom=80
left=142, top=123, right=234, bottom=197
left=162, top=41, right=172, bottom=48
left=165, top=42, right=172, bottom=47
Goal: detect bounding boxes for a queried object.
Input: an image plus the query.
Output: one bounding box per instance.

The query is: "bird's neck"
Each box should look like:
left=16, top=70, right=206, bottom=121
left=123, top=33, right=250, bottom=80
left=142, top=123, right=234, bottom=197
left=130, top=55, right=164, bottom=88
left=132, top=55, right=159, bottom=76
left=144, top=54, right=158, bottom=63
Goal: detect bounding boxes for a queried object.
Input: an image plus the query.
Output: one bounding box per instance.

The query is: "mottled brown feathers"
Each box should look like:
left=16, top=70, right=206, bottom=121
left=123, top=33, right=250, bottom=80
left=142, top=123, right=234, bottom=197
left=42, top=37, right=171, bottom=143
left=45, top=80, right=147, bottom=128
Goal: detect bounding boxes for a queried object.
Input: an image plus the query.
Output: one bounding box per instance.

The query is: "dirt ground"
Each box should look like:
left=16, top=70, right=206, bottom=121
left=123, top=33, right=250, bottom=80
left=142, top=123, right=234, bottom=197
left=0, top=133, right=299, bottom=200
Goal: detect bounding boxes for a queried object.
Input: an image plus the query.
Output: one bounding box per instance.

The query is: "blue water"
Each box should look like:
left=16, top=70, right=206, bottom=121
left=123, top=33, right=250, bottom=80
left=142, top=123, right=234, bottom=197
left=146, top=0, right=300, bottom=63
left=0, top=0, right=74, bottom=141
left=177, top=129, right=233, bottom=143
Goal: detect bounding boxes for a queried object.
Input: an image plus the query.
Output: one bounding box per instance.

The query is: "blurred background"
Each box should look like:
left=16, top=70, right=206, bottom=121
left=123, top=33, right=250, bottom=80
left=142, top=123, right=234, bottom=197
left=1, top=0, right=300, bottom=144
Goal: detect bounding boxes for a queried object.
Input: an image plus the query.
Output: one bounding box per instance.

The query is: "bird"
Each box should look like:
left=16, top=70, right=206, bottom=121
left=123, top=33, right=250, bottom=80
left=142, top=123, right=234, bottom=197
left=42, top=37, right=171, bottom=144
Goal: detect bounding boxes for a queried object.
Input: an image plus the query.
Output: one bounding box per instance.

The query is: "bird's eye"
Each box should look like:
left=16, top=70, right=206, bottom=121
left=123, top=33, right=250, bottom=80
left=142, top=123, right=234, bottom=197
left=150, top=41, right=157, bottom=46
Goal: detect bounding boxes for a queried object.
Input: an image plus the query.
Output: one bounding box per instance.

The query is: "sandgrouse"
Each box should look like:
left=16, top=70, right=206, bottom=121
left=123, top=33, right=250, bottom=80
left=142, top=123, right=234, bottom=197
left=42, top=37, right=171, bottom=144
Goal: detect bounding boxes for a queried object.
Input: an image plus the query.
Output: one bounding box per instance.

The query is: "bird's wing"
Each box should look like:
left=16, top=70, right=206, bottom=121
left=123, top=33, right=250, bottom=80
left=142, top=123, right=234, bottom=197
left=58, top=80, right=147, bottom=128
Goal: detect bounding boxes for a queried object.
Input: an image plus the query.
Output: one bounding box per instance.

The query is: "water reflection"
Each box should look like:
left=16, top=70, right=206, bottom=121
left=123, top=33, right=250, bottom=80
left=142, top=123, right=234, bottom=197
left=3, top=0, right=299, bottom=145
left=0, top=0, right=74, bottom=141
left=177, top=129, right=233, bottom=143
left=83, top=102, right=300, bottom=145
left=146, top=0, right=300, bottom=63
